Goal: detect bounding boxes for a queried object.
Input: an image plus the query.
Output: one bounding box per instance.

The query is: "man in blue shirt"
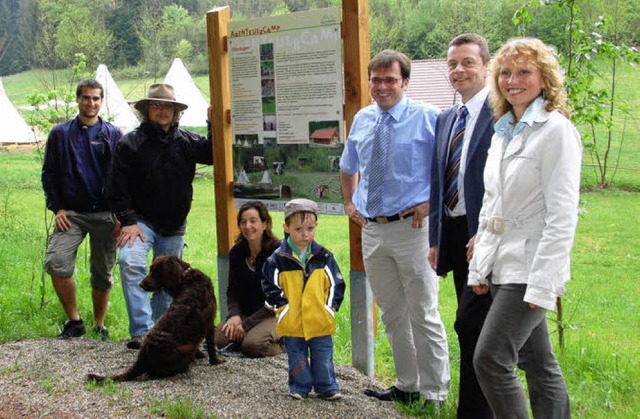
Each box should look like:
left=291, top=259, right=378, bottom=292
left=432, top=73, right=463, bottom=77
left=42, top=78, right=123, bottom=341
left=340, top=50, right=450, bottom=408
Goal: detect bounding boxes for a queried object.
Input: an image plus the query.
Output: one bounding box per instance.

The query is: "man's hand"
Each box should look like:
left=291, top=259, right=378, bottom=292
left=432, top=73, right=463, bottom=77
left=111, top=218, right=121, bottom=239
left=54, top=209, right=71, bottom=232
left=345, top=202, right=367, bottom=227
left=466, top=234, right=476, bottom=262
left=118, top=224, right=145, bottom=248
left=428, top=246, right=438, bottom=271
left=400, top=202, right=430, bottom=228
left=471, top=284, right=490, bottom=295
left=221, top=315, right=245, bottom=341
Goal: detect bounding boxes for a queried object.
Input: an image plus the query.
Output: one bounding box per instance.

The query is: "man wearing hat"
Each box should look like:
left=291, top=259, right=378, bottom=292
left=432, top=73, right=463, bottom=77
left=106, top=83, right=213, bottom=349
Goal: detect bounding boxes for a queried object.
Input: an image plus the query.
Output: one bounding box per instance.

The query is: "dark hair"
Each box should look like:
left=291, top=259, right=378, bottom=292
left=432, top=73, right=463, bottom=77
left=235, top=201, right=279, bottom=250
left=368, top=49, right=411, bottom=80
left=76, top=78, right=104, bottom=99
left=448, top=33, right=491, bottom=64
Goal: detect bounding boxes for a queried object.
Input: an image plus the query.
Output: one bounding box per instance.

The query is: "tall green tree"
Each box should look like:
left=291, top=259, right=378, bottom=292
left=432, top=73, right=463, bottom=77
left=515, top=0, right=640, bottom=188
left=53, top=0, right=114, bottom=68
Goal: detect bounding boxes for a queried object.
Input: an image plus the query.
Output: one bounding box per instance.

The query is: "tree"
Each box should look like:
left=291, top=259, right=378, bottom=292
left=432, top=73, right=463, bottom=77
left=515, top=0, right=640, bottom=188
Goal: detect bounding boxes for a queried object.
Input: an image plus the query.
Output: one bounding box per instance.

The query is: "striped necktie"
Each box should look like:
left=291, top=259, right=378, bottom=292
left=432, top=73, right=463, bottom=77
left=366, top=112, right=391, bottom=216
left=444, top=105, right=468, bottom=211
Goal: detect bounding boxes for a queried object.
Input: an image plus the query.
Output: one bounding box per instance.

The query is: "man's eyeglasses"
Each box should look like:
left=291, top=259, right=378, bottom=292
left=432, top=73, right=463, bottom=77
left=149, top=102, right=174, bottom=109
left=369, top=77, right=403, bottom=86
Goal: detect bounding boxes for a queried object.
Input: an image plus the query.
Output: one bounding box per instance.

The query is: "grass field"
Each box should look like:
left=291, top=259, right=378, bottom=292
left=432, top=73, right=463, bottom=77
left=0, top=150, right=638, bottom=417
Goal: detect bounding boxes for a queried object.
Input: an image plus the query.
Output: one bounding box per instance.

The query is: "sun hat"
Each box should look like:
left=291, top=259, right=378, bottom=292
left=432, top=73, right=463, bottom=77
left=133, top=83, right=188, bottom=113
left=284, top=198, right=318, bottom=219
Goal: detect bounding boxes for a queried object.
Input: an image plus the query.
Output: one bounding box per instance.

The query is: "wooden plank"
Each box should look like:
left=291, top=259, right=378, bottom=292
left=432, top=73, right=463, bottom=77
left=342, top=0, right=375, bottom=377
left=207, top=6, right=235, bottom=321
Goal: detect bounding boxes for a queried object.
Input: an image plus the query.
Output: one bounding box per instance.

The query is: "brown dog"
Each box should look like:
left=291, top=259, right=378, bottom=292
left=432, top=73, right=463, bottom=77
left=88, top=255, right=223, bottom=383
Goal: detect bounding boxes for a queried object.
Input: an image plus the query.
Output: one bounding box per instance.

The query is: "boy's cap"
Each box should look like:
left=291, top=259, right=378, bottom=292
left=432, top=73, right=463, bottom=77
left=284, top=198, right=318, bottom=219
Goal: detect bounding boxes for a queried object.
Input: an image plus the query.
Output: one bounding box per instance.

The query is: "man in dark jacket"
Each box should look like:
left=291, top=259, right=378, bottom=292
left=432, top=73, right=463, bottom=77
left=42, top=78, right=123, bottom=341
left=106, top=83, right=213, bottom=349
left=428, top=33, right=494, bottom=418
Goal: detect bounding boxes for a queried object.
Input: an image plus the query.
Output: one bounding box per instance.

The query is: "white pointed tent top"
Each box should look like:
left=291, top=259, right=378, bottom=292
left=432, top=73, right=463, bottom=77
left=260, top=170, right=272, bottom=184
left=0, top=78, right=38, bottom=143
left=163, top=58, right=209, bottom=127
left=236, top=169, right=250, bottom=185
left=95, top=64, right=139, bottom=134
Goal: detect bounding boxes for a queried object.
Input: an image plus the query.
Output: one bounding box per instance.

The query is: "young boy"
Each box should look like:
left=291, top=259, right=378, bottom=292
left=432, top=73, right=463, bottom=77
left=262, top=198, right=346, bottom=401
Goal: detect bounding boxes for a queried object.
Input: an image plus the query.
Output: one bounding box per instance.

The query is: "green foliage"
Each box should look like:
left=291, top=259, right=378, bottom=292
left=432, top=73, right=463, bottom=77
left=516, top=0, right=640, bottom=188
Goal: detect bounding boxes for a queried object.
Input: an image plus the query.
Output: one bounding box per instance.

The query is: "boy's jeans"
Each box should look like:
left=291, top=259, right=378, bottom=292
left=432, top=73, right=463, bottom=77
left=285, top=335, right=339, bottom=396
left=119, top=221, right=184, bottom=337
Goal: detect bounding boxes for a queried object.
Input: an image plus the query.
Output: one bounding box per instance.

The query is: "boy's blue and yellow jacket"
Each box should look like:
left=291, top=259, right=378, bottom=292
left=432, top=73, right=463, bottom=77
left=261, top=240, right=345, bottom=340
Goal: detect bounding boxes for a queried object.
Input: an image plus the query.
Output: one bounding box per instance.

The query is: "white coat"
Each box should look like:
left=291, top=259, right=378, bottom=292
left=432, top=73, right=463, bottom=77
left=468, top=105, right=582, bottom=310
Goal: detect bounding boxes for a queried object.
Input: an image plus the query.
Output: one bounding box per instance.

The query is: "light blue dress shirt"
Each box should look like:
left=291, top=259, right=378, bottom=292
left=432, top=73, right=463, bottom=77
left=340, top=96, right=440, bottom=218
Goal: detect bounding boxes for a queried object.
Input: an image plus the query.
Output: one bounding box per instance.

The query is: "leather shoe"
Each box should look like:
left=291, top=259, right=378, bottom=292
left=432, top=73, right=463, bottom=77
left=364, top=386, right=420, bottom=404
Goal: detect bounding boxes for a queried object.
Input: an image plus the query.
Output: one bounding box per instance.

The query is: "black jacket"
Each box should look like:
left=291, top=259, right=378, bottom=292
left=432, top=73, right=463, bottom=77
left=106, top=122, right=213, bottom=235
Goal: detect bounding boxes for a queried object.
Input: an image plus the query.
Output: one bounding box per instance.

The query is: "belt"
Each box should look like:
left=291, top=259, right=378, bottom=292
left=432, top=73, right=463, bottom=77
left=366, top=213, right=402, bottom=224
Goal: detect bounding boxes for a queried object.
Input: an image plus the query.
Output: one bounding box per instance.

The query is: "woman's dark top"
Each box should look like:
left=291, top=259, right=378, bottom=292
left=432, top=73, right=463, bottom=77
left=226, top=237, right=280, bottom=332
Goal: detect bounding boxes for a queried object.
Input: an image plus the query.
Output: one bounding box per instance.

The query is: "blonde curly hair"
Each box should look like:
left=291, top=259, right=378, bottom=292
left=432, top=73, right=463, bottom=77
left=489, top=37, right=569, bottom=120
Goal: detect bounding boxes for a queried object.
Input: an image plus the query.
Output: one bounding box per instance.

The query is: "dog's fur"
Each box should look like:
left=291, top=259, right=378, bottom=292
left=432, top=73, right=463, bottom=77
left=88, top=255, right=223, bottom=383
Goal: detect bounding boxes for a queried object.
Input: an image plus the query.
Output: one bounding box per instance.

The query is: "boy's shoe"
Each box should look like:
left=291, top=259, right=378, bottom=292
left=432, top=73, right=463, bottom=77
left=126, top=336, right=143, bottom=350
left=289, top=392, right=308, bottom=400
left=56, top=319, right=86, bottom=339
left=93, top=326, right=110, bottom=342
left=318, top=390, right=343, bottom=401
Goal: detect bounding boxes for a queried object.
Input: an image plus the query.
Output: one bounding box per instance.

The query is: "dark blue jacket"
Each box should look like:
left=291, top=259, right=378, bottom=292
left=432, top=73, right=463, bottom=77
left=429, top=99, right=494, bottom=276
left=42, top=116, right=122, bottom=213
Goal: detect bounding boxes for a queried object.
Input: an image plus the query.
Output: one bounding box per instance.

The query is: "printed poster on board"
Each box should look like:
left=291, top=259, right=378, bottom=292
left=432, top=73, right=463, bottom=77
left=228, top=8, right=345, bottom=216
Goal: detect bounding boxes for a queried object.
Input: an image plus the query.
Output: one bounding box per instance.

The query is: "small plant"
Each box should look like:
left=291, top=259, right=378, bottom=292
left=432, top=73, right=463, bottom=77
left=149, top=396, right=208, bottom=419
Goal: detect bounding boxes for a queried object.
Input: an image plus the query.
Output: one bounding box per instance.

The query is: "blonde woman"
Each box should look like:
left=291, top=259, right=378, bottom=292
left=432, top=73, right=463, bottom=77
left=468, top=38, right=581, bottom=418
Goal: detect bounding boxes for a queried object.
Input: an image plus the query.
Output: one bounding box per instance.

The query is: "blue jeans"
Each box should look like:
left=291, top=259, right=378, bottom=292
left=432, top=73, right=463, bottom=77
left=119, top=222, right=184, bottom=337
left=284, top=335, right=339, bottom=396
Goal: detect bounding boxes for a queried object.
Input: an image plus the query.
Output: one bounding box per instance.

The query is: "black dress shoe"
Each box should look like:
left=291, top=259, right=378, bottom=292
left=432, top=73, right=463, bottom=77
left=364, top=386, right=420, bottom=404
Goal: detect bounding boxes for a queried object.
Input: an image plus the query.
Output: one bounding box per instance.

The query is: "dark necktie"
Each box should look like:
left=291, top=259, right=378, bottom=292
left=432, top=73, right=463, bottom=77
left=366, top=112, right=391, bottom=216
left=444, top=105, right=468, bottom=210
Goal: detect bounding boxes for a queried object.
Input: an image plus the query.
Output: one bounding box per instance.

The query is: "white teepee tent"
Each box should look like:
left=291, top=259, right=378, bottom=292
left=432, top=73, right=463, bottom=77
left=163, top=58, right=209, bottom=127
left=236, top=169, right=250, bottom=184
left=96, top=64, right=139, bottom=133
left=260, top=170, right=272, bottom=184
left=0, top=78, right=38, bottom=143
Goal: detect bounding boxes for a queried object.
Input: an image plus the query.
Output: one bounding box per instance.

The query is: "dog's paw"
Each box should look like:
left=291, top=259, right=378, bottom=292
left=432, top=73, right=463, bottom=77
left=195, top=349, right=207, bottom=359
left=209, top=354, right=225, bottom=365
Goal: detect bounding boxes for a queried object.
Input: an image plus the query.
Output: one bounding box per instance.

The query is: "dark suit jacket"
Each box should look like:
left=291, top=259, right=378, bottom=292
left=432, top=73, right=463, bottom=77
left=429, top=98, right=494, bottom=276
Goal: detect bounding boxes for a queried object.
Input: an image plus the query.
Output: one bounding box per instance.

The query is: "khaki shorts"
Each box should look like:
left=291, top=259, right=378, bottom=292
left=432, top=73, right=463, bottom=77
left=44, top=210, right=117, bottom=292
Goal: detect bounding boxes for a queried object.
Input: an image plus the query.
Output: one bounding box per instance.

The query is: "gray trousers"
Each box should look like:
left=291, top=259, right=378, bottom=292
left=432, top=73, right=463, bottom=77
left=473, top=284, right=570, bottom=418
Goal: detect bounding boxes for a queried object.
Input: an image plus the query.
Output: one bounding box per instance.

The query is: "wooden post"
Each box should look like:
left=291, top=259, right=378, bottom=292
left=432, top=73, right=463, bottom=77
left=342, top=0, right=374, bottom=378
left=206, top=6, right=236, bottom=321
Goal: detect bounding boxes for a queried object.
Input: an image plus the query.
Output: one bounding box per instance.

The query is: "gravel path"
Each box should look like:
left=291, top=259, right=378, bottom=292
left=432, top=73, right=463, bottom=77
left=0, top=338, right=405, bottom=418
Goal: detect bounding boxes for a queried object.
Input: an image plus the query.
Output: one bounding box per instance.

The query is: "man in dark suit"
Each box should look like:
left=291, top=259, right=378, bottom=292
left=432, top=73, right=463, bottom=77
left=428, top=33, right=495, bottom=419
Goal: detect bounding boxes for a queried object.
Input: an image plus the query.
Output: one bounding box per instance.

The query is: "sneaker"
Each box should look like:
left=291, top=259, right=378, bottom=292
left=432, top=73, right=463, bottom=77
left=93, top=326, right=110, bottom=342
left=289, top=392, right=307, bottom=400
left=126, top=336, right=143, bottom=350
left=56, top=319, right=86, bottom=339
left=318, top=390, right=343, bottom=401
